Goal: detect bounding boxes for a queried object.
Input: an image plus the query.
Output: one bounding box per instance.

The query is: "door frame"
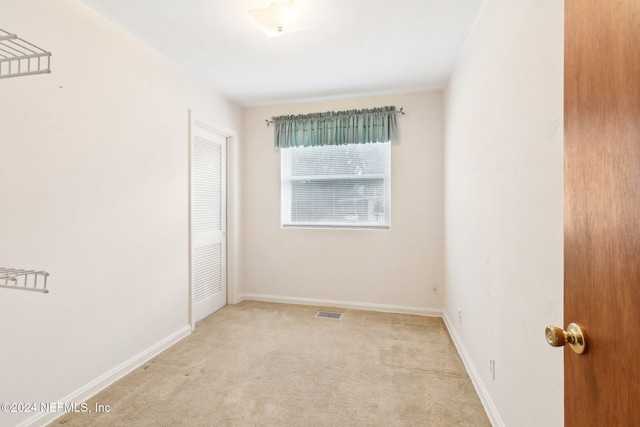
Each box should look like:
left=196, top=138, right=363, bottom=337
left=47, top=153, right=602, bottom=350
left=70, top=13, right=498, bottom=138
left=188, top=110, right=239, bottom=330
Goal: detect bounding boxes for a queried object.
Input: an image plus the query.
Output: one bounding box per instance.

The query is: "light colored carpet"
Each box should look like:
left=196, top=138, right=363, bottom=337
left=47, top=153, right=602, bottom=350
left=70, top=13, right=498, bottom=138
left=51, top=301, right=490, bottom=426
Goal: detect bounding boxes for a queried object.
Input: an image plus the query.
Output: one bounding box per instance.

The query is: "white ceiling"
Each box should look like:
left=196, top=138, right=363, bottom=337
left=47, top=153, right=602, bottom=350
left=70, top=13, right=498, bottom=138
left=79, top=0, right=484, bottom=106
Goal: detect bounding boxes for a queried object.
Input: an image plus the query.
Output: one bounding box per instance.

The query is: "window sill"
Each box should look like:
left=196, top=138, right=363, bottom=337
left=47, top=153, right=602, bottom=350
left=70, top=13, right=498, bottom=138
left=282, top=223, right=390, bottom=230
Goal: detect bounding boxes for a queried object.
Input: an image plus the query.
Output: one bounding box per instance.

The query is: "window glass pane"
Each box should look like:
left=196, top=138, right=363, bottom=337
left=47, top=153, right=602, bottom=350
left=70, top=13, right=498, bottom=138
left=281, top=142, right=390, bottom=228
left=290, top=143, right=388, bottom=177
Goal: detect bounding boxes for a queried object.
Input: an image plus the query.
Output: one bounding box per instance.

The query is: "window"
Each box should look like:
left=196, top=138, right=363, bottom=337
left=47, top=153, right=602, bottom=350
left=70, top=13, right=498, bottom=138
left=281, top=142, right=391, bottom=228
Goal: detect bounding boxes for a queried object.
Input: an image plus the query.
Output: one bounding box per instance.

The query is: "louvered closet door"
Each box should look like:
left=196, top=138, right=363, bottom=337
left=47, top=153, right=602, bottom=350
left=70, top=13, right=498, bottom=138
left=191, top=114, right=227, bottom=323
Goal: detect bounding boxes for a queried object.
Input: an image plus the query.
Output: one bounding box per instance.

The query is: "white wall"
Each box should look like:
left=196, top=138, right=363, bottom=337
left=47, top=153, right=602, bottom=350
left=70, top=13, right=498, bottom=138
left=0, top=1, right=241, bottom=426
left=443, top=0, right=564, bottom=425
left=241, top=92, right=444, bottom=312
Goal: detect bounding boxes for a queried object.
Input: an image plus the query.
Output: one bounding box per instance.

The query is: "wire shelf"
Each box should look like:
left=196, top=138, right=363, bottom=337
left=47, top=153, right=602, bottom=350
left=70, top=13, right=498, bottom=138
left=0, top=268, right=50, bottom=293
left=0, top=28, right=51, bottom=80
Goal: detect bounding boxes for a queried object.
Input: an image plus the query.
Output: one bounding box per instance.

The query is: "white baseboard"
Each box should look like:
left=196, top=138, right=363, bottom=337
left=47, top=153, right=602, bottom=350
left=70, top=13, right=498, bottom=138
left=241, top=293, right=443, bottom=317
left=18, top=325, right=192, bottom=427
left=442, top=313, right=504, bottom=427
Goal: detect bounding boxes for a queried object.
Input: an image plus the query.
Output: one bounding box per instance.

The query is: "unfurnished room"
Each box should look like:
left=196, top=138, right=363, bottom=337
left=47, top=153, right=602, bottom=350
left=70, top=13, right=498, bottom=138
left=2, top=0, right=638, bottom=426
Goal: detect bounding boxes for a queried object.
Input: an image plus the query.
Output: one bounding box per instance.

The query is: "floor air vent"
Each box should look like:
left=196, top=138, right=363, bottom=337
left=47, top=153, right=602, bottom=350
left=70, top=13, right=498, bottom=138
left=316, top=311, right=343, bottom=320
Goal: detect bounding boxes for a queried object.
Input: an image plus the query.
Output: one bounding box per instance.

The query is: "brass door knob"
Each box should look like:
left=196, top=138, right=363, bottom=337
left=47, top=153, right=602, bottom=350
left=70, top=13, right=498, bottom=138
left=545, top=323, right=586, bottom=354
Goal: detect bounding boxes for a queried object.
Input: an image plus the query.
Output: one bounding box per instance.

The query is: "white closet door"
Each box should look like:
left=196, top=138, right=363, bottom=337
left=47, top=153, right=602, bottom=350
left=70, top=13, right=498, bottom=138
left=191, top=114, right=227, bottom=324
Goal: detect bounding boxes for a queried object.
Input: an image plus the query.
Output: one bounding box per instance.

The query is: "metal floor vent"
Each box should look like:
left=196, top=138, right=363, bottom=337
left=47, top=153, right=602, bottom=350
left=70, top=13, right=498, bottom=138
left=316, top=311, right=343, bottom=320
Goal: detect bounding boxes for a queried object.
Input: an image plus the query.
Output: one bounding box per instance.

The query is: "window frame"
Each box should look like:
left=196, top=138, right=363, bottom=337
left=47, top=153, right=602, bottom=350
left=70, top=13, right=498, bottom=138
left=280, top=142, right=391, bottom=230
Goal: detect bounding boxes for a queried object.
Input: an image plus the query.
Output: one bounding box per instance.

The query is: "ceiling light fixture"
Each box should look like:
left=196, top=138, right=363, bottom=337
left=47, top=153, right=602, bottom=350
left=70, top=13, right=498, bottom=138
left=249, top=0, right=307, bottom=38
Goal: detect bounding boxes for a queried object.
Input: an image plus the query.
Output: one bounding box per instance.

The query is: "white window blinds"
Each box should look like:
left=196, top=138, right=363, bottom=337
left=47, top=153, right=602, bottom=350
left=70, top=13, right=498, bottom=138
left=281, top=142, right=391, bottom=228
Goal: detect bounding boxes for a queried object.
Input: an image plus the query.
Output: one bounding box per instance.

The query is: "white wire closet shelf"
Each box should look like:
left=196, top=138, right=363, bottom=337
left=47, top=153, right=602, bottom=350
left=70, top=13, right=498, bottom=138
left=0, top=28, right=51, bottom=79
left=0, top=268, right=50, bottom=293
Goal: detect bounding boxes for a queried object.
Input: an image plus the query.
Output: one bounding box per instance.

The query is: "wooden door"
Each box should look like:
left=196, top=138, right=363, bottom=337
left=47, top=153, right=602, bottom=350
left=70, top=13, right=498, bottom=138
left=190, top=112, right=227, bottom=324
left=564, top=0, right=640, bottom=425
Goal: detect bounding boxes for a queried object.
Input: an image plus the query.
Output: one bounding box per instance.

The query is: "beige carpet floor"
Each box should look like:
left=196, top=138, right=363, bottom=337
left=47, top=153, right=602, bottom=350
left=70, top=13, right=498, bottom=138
left=51, top=301, right=490, bottom=426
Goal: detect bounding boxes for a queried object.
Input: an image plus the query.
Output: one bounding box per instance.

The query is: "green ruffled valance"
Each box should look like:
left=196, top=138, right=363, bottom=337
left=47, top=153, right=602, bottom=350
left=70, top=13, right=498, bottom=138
left=272, top=106, right=398, bottom=149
